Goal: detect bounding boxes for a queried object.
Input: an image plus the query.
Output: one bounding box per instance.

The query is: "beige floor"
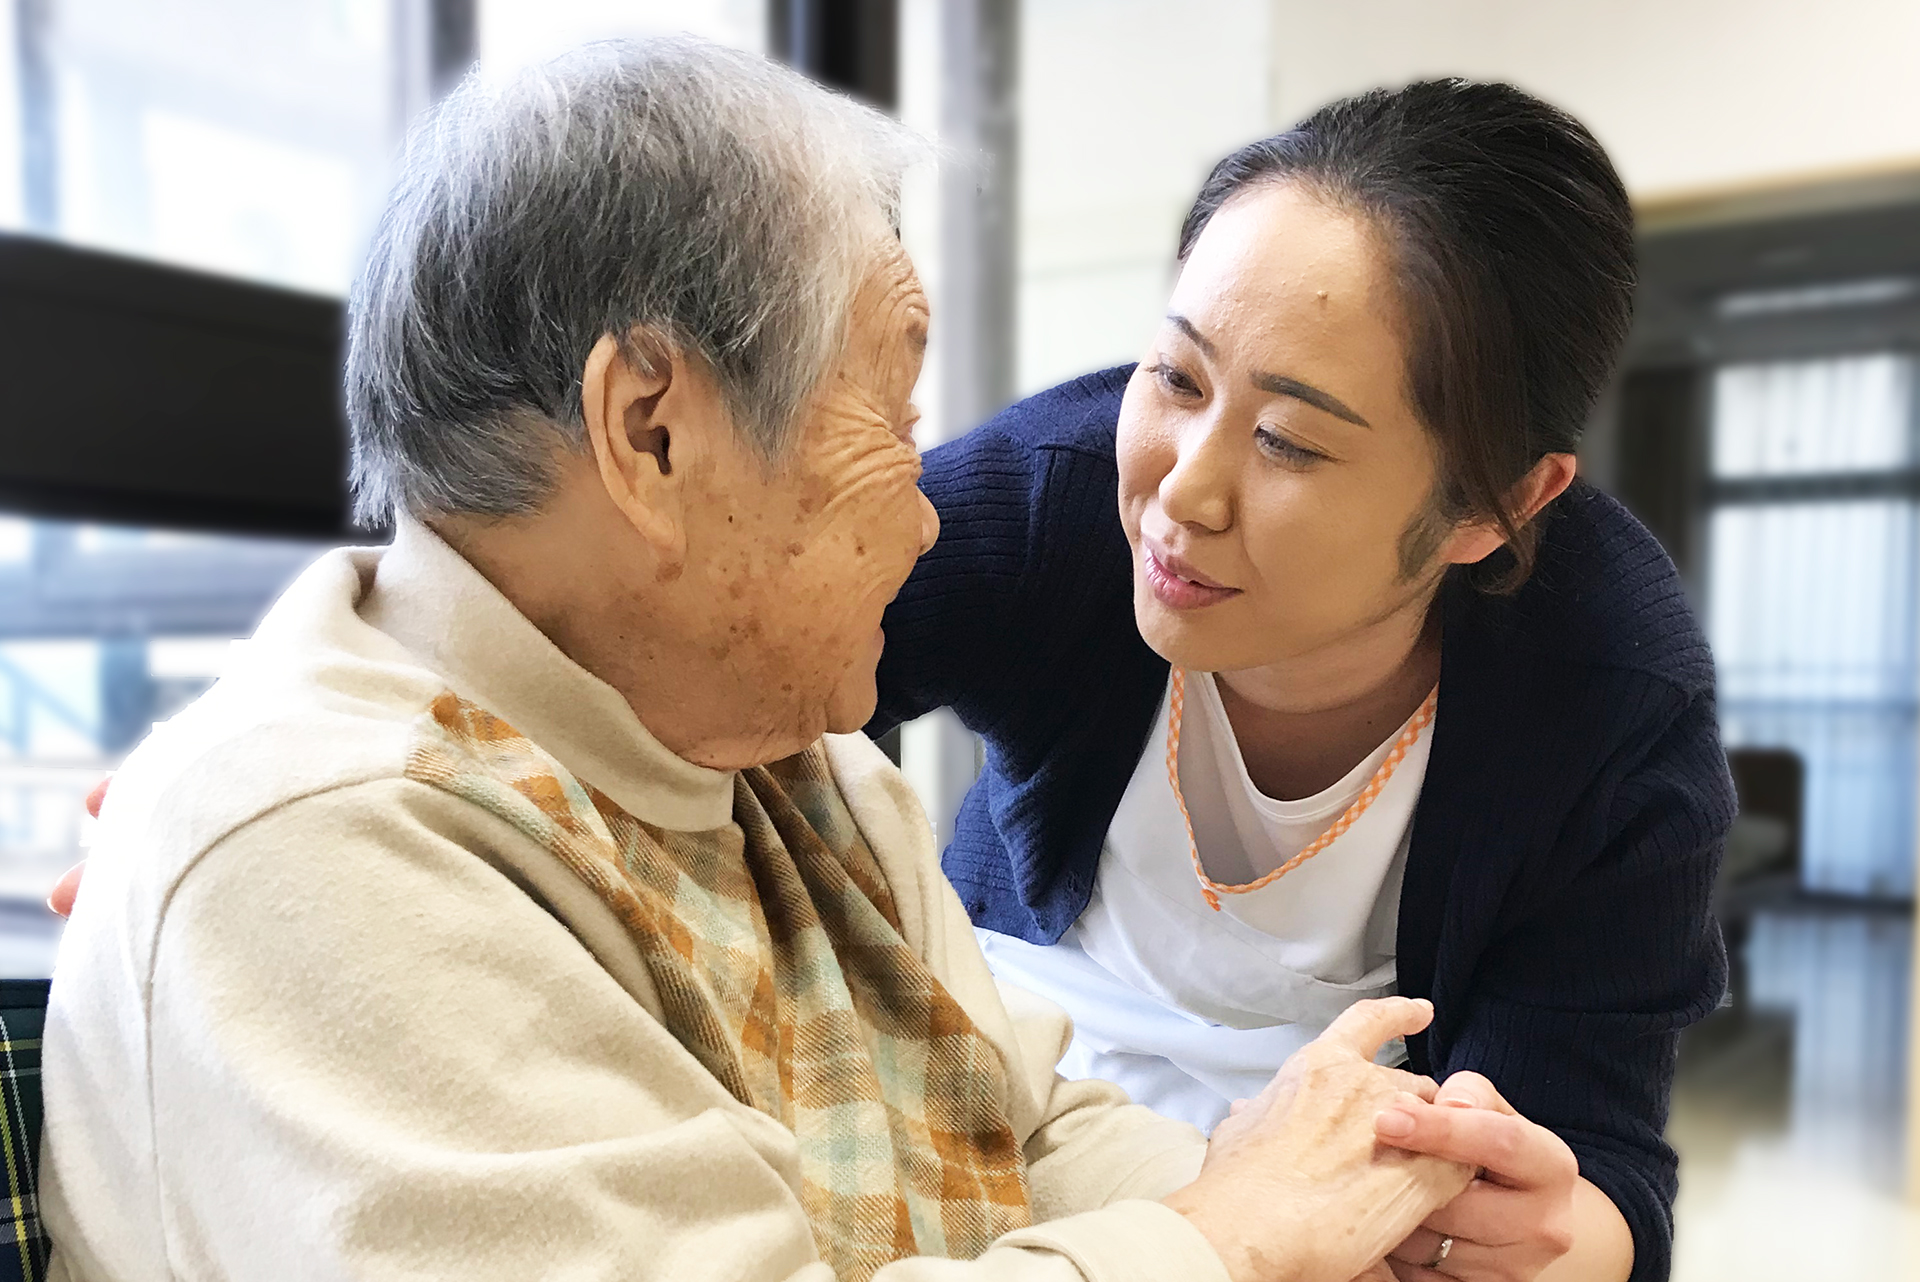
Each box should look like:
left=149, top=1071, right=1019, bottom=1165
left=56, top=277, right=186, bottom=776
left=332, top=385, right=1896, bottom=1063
left=1668, top=906, right=1917, bottom=1281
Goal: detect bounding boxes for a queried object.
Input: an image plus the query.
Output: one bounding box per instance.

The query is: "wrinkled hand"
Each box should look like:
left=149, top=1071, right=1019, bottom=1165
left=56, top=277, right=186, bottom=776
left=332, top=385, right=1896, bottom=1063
left=1163, top=997, right=1475, bottom=1282
left=1375, top=1072, right=1579, bottom=1282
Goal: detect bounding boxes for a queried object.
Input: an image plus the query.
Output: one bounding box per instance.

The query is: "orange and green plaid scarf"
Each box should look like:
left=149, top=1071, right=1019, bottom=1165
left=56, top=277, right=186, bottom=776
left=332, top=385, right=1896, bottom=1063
left=406, top=694, right=1031, bottom=1281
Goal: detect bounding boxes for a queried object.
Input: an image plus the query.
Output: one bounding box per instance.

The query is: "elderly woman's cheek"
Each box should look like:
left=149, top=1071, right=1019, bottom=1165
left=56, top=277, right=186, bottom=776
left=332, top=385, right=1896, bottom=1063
left=779, top=467, right=923, bottom=656
left=846, top=470, right=930, bottom=607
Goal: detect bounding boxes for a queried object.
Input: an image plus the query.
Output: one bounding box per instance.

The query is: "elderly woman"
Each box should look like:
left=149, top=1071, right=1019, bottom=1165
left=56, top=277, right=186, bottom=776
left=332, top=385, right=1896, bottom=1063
left=38, top=38, right=1477, bottom=1282
left=874, top=83, right=1729, bottom=1282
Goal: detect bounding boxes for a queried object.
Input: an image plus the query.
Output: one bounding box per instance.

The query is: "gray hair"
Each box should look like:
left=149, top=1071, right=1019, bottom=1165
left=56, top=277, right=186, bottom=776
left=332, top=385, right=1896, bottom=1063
left=346, top=37, right=923, bottom=525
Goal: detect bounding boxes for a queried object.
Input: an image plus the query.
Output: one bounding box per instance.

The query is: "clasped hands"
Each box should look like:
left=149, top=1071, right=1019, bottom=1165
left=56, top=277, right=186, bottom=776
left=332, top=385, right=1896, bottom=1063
left=1161, top=997, right=1579, bottom=1282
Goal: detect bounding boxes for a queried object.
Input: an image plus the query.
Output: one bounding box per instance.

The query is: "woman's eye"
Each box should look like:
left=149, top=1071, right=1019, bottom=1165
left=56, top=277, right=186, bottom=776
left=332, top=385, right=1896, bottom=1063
left=1255, top=426, right=1326, bottom=467
left=1149, top=362, right=1200, bottom=397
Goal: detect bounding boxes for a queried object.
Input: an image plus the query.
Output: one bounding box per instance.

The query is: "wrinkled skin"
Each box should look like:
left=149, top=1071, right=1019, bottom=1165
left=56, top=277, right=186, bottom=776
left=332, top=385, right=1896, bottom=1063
left=439, top=230, right=937, bottom=771
left=1164, top=997, right=1473, bottom=1282
left=672, top=237, right=936, bottom=750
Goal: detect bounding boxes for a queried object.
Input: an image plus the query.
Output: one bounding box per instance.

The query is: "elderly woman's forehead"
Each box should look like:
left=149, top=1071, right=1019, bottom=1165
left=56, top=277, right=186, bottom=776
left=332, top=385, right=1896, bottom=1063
left=861, top=235, right=922, bottom=288
left=851, top=240, right=929, bottom=331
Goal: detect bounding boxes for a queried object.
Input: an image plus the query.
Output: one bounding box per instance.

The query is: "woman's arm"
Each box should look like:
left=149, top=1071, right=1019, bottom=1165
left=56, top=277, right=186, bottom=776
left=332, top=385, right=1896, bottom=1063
left=1410, top=688, right=1730, bottom=1282
left=870, top=366, right=1139, bottom=740
left=870, top=421, right=1035, bottom=735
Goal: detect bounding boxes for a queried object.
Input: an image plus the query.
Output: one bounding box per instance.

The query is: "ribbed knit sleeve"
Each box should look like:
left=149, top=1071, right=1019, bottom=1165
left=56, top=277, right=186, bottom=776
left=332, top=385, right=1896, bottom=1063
left=871, top=368, right=1169, bottom=942
left=1430, top=684, right=1730, bottom=1282
left=870, top=418, right=1041, bottom=737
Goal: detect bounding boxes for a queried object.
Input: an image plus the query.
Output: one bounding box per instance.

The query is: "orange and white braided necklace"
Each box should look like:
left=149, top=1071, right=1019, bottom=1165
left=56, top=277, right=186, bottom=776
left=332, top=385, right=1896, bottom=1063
left=1166, top=668, right=1439, bottom=912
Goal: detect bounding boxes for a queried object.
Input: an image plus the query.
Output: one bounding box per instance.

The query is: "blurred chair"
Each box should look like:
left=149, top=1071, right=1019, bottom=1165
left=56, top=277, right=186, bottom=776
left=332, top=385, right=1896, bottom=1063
left=1715, top=748, right=1805, bottom=1012
left=1720, top=749, right=1803, bottom=892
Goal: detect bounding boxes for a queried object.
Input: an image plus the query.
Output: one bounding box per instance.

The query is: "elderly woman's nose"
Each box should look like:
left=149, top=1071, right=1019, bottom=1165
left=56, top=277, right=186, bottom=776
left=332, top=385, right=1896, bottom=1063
left=916, top=490, right=941, bottom=555
left=1159, top=424, right=1235, bottom=532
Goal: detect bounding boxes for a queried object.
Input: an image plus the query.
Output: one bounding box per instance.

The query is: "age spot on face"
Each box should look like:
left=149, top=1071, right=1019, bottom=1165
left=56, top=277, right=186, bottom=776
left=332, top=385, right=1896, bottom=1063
left=686, top=229, right=935, bottom=747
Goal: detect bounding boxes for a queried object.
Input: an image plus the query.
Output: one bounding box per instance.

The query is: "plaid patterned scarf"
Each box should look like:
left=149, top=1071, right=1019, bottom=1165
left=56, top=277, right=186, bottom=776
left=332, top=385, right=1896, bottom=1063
left=406, top=694, right=1031, bottom=1280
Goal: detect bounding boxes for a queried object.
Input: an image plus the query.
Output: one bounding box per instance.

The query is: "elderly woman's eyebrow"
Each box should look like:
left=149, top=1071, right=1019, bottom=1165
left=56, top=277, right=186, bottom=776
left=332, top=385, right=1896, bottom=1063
left=1167, top=313, right=1371, bottom=428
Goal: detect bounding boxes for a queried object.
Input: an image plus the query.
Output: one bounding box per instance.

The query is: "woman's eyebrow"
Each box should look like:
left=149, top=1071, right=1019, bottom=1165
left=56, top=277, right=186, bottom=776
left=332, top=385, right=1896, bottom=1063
left=1250, top=371, right=1372, bottom=428
left=1167, top=313, right=1219, bottom=358
left=1167, top=312, right=1372, bottom=428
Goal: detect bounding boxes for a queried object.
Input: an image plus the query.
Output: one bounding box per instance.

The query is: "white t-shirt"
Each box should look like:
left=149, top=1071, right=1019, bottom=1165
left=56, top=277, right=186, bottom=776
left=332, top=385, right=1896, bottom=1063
left=980, top=671, right=1434, bottom=1133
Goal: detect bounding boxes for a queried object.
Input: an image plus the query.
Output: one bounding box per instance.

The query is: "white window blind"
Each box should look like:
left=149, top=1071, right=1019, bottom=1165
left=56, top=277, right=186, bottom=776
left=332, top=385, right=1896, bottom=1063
left=1708, top=354, right=1920, bottom=897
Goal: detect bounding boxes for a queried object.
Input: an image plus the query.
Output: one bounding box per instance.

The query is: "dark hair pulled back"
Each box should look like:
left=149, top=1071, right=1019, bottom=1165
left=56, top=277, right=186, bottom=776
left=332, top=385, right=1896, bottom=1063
left=1178, top=79, right=1635, bottom=590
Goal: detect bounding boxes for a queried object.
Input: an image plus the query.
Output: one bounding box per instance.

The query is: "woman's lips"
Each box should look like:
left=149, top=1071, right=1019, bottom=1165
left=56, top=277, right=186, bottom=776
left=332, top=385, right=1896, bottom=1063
left=1142, top=546, right=1241, bottom=610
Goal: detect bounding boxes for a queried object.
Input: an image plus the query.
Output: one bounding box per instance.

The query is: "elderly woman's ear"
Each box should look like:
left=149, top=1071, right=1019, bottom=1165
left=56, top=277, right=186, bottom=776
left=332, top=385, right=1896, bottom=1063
left=580, top=329, right=717, bottom=565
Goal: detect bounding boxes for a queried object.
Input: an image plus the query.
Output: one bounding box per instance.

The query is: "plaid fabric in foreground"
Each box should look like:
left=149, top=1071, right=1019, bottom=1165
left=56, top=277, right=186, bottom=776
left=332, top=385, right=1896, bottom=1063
left=408, top=695, right=1031, bottom=1282
left=0, top=979, right=50, bottom=1282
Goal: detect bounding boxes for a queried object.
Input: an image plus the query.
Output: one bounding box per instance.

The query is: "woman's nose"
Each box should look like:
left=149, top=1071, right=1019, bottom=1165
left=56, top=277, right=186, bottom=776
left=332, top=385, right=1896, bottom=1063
left=1159, top=422, right=1234, bottom=532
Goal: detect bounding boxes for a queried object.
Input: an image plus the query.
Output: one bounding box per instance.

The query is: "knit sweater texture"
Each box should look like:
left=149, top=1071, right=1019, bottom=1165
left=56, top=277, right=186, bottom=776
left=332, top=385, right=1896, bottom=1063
left=871, top=365, right=1734, bottom=1282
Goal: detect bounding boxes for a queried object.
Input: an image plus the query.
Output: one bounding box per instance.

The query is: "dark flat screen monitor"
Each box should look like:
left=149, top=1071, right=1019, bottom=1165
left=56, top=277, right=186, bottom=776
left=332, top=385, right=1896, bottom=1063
left=0, top=233, right=358, bottom=539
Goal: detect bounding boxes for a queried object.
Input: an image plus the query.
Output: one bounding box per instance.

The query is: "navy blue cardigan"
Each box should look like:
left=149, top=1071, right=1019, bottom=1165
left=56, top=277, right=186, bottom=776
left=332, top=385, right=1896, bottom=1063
left=871, top=365, right=1731, bottom=1282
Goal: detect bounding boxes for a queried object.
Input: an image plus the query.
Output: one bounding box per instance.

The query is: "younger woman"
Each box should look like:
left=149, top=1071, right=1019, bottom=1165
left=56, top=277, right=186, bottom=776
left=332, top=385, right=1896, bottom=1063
left=874, top=81, right=1729, bottom=1282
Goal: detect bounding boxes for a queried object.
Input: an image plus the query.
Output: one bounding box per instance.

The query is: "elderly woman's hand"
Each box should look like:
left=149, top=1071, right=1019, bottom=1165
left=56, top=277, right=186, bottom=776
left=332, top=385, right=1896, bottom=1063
left=1373, top=1072, right=1606, bottom=1282
left=1162, top=997, right=1474, bottom=1282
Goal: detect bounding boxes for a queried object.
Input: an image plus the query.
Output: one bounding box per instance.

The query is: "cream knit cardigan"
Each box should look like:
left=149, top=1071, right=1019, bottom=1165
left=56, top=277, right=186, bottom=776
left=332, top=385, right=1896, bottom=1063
left=39, top=521, right=1221, bottom=1282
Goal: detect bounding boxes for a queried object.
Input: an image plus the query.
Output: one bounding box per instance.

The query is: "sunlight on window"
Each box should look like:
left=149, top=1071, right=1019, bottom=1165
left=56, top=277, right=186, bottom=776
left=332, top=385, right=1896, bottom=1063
left=1709, top=355, right=1920, bottom=898
left=1713, top=354, right=1915, bottom=478
left=0, top=520, right=30, bottom=563
left=0, top=640, right=103, bottom=763
left=20, top=0, right=395, bottom=296
left=143, top=112, right=358, bottom=295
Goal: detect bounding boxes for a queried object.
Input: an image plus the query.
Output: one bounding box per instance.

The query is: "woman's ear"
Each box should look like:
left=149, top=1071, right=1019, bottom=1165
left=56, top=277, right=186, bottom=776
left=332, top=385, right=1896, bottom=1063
left=1442, top=453, right=1578, bottom=567
left=1511, top=453, right=1577, bottom=525
left=580, top=330, right=688, bottom=564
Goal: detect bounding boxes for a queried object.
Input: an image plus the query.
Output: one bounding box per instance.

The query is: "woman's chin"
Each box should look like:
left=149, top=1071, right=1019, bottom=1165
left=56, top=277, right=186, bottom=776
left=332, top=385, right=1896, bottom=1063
left=1134, top=587, right=1223, bottom=669
left=1134, top=589, right=1280, bottom=675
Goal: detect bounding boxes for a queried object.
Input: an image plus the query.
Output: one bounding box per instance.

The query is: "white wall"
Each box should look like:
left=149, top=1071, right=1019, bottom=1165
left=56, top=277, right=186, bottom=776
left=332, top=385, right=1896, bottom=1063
left=1015, top=0, right=1271, bottom=396
left=1265, top=0, right=1920, bottom=199
left=477, top=0, right=765, bottom=78
left=1009, top=0, right=1920, bottom=415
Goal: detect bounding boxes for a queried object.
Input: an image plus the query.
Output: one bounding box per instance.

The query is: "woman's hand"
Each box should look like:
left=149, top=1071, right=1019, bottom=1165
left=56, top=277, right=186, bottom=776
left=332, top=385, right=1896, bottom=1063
left=47, top=775, right=109, bottom=918
left=1372, top=1072, right=1628, bottom=1282
left=1163, top=997, right=1474, bottom=1282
